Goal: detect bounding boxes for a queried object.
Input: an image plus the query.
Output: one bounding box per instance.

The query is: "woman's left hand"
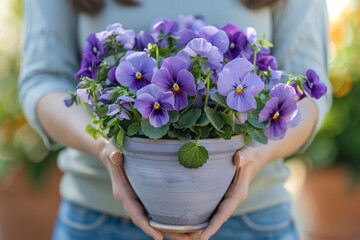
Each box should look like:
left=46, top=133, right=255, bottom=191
left=193, top=146, right=269, bottom=240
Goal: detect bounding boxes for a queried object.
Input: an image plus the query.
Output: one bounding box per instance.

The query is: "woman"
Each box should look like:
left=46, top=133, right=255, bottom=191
left=19, top=0, right=331, bottom=239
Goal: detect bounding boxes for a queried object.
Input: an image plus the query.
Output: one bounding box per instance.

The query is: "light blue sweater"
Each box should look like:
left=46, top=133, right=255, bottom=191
left=19, top=0, right=332, bottom=217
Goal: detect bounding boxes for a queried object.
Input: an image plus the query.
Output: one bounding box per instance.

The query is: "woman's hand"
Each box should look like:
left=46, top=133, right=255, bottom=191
left=97, top=138, right=201, bottom=240
left=197, top=146, right=269, bottom=240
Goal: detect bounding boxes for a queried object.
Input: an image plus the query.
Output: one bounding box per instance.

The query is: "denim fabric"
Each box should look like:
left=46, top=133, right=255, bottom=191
left=52, top=200, right=298, bottom=240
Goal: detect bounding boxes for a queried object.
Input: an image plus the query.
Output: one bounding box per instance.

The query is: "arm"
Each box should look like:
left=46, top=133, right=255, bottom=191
left=198, top=0, right=332, bottom=239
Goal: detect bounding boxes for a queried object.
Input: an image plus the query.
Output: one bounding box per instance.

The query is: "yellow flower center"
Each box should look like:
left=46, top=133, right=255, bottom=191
left=93, top=46, right=98, bottom=53
left=236, top=85, right=243, bottom=94
left=135, top=72, right=143, bottom=80
left=230, top=42, right=236, bottom=49
left=153, top=102, right=161, bottom=110
left=272, top=111, right=280, bottom=120
left=172, top=83, right=181, bottom=93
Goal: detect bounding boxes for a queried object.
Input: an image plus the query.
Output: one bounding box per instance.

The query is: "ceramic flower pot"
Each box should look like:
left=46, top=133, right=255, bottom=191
left=123, top=135, right=244, bottom=232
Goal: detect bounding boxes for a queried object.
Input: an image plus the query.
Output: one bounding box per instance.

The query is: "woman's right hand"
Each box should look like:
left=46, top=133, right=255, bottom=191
left=97, top=138, right=201, bottom=240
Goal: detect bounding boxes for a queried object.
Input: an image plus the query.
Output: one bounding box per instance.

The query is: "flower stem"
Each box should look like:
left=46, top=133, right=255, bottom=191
left=156, top=45, right=160, bottom=69
left=203, top=72, right=211, bottom=108
left=80, top=99, right=95, bottom=119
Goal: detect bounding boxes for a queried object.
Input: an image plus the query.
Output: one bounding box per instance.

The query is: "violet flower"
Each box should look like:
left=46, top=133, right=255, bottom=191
left=134, top=84, right=175, bottom=128
left=222, top=24, right=248, bottom=61
left=304, top=69, right=327, bottom=99
left=199, top=26, right=230, bottom=54
left=178, top=38, right=223, bottom=70
left=107, top=67, right=118, bottom=85
left=178, top=15, right=206, bottom=32
left=152, top=57, right=196, bottom=110
left=256, top=53, right=278, bottom=71
left=135, top=31, right=155, bottom=51
left=107, top=96, right=134, bottom=120
left=115, top=52, right=156, bottom=90
left=217, top=58, right=264, bottom=112
left=97, top=23, right=135, bottom=50
left=83, top=33, right=106, bottom=61
left=74, top=52, right=99, bottom=80
left=259, top=84, right=299, bottom=140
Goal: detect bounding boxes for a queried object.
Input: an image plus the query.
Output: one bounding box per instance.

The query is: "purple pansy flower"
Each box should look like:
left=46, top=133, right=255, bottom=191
left=175, top=29, right=198, bottom=47
left=107, top=96, right=134, bottom=120
left=152, top=19, right=178, bottom=35
left=97, top=23, right=135, bottom=50
left=256, top=53, right=278, bottom=71
left=83, top=33, right=106, bottom=61
left=115, top=52, right=156, bottom=90
left=303, top=69, right=327, bottom=99
left=178, top=15, right=206, bottom=32
left=267, top=69, right=282, bottom=90
left=107, top=67, right=118, bottom=85
left=178, top=38, right=223, bottom=70
left=222, top=24, right=248, bottom=61
left=217, top=58, right=264, bottom=112
left=152, top=57, right=196, bottom=110
left=199, top=26, right=230, bottom=54
left=135, top=31, right=155, bottom=51
left=74, top=52, right=99, bottom=79
left=76, top=88, right=94, bottom=105
left=259, top=84, right=299, bottom=140
left=134, top=84, right=175, bottom=128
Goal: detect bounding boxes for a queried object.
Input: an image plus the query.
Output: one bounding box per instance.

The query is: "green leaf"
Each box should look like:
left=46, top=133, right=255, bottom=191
left=127, top=122, right=141, bottom=136
left=204, top=106, right=224, bottom=132
left=220, top=112, right=234, bottom=128
left=168, top=111, right=179, bottom=123
left=174, top=108, right=202, bottom=129
left=195, top=112, right=210, bottom=126
left=178, top=142, right=209, bottom=169
left=116, top=128, right=125, bottom=152
left=217, top=125, right=233, bottom=140
left=211, top=92, right=228, bottom=108
left=141, top=119, right=169, bottom=139
left=168, top=130, right=192, bottom=140
left=248, top=128, right=268, bottom=144
left=247, top=111, right=266, bottom=129
left=86, top=124, right=100, bottom=139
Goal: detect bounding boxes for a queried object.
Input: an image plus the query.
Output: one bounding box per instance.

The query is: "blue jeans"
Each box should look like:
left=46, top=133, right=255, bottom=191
left=53, top=200, right=299, bottom=240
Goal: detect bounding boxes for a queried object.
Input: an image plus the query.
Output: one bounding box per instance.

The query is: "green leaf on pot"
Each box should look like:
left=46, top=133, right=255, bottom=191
left=248, top=128, right=268, bottom=144
left=127, top=122, right=141, bottom=136
left=178, top=142, right=209, bottom=169
left=168, top=111, right=179, bottom=123
left=174, top=107, right=201, bottom=129
left=141, top=119, right=169, bottom=139
left=204, top=106, right=224, bottom=132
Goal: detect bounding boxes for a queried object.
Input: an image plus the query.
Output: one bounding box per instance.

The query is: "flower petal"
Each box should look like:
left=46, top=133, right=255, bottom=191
left=177, top=69, right=196, bottom=96
left=242, top=72, right=264, bottom=96
left=259, top=97, right=279, bottom=122
left=149, top=109, right=169, bottom=128
left=267, top=118, right=288, bottom=140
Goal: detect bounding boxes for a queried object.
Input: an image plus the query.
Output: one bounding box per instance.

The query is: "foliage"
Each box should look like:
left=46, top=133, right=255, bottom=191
left=305, top=1, right=360, bottom=182
left=70, top=15, right=327, bottom=169
left=0, top=0, right=58, bottom=185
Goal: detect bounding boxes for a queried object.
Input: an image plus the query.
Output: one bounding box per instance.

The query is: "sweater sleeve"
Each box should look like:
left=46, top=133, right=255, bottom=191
left=271, top=0, right=333, bottom=145
left=19, top=0, right=79, bottom=149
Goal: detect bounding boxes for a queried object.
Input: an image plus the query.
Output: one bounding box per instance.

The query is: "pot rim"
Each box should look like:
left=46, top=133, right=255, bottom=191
left=124, top=134, right=244, bottom=145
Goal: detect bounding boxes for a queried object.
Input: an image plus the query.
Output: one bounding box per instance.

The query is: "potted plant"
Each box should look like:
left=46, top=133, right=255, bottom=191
left=299, top=1, right=360, bottom=238
left=67, top=15, right=327, bottom=232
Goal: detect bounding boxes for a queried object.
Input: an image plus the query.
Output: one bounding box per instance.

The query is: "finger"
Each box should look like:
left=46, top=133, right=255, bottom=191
left=122, top=199, right=163, bottom=240
left=200, top=166, right=254, bottom=240
left=109, top=150, right=123, bottom=167
left=233, top=147, right=250, bottom=168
